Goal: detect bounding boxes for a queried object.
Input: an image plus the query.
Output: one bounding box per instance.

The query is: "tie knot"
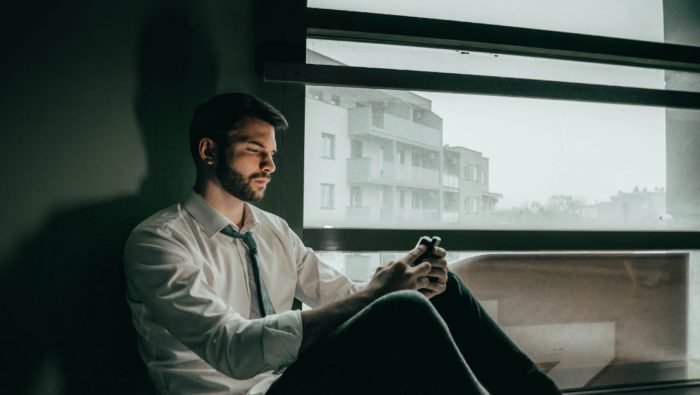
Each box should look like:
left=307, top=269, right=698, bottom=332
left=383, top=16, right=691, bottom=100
left=221, top=226, right=257, bottom=253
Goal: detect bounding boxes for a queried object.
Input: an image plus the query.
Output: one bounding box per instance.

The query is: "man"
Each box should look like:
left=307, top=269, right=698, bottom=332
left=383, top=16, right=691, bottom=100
left=124, top=93, right=561, bottom=394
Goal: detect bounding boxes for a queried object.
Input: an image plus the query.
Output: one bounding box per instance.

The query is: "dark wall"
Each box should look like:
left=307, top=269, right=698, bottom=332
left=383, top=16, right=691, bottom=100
left=0, top=1, right=290, bottom=393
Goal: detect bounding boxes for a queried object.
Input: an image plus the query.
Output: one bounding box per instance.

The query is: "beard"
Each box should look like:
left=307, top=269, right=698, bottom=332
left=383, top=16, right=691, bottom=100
left=215, top=154, right=270, bottom=202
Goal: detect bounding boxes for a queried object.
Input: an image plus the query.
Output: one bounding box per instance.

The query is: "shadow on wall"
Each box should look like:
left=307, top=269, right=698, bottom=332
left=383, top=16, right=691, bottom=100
left=0, top=1, right=218, bottom=393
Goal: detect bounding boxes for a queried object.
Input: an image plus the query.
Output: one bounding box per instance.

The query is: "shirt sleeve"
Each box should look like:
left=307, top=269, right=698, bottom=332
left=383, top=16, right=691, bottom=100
left=280, top=222, right=365, bottom=308
left=124, top=224, right=303, bottom=380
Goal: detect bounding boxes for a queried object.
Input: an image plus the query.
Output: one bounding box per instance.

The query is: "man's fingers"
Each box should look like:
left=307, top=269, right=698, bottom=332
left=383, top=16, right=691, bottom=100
left=401, top=244, right=426, bottom=266
left=417, top=276, right=431, bottom=288
left=418, top=281, right=447, bottom=298
left=424, top=258, right=447, bottom=269
left=433, top=246, right=447, bottom=258
left=426, top=266, right=447, bottom=279
left=411, top=261, right=431, bottom=276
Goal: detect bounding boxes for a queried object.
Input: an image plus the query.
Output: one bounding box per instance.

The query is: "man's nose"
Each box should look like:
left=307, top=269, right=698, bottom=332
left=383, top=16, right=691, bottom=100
left=261, top=153, right=276, bottom=174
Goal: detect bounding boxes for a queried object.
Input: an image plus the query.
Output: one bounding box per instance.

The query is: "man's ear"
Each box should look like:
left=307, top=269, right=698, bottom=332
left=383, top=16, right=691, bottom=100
left=198, top=138, right=217, bottom=166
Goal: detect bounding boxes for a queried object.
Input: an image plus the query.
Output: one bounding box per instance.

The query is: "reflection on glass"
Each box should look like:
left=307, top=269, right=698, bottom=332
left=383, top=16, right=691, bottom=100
left=316, top=250, right=700, bottom=390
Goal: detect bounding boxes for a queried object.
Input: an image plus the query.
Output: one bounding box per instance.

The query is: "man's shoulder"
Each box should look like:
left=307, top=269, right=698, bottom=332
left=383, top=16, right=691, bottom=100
left=130, top=202, right=188, bottom=237
left=124, top=202, right=197, bottom=263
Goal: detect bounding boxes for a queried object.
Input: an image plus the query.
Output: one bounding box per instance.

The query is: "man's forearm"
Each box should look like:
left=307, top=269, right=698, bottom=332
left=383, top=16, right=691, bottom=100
left=298, top=288, right=375, bottom=355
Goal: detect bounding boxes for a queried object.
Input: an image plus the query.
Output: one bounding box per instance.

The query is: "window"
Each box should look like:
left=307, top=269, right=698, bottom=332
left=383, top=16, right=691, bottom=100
left=321, top=183, right=335, bottom=209
left=350, top=187, right=362, bottom=207
left=470, top=197, right=479, bottom=213
left=264, top=1, right=700, bottom=391
left=411, top=191, right=420, bottom=209
left=411, top=152, right=419, bottom=167
left=471, top=165, right=479, bottom=182
left=321, top=133, right=335, bottom=159
left=350, top=139, right=363, bottom=158
left=307, top=0, right=672, bottom=43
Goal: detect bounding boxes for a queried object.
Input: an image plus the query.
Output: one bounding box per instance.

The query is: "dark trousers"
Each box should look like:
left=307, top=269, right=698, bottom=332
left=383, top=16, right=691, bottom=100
left=268, top=272, right=561, bottom=395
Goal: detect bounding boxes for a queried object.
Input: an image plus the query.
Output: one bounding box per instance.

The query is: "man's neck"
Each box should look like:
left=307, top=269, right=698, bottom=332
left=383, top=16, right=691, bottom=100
left=197, top=182, right=246, bottom=229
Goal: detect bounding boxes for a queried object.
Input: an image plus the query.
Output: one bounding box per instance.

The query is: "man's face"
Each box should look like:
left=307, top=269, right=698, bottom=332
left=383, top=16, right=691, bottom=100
left=216, top=118, right=277, bottom=202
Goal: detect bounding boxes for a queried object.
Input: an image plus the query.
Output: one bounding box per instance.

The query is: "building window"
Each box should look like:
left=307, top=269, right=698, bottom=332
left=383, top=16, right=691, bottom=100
left=411, top=152, right=420, bottom=167
left=471, top=165, right=479, bottom=182
left=464, top=165, right=469, bottom=180
left=398, top=149, right=405, bottom=165
left=371, top=102, right=385, bottom=128
left=350, top=187, right=362, bottom=207
left=399, top=190, right=405, bottom=209
left=321, top=133, right=335, bottom=159
left=321, top=183, right=335, bottom=209
left=351, top=139, right=363, bottom=158
left=412, top=191, right=421, bottom=209
left=481, top=170, right=486, bottom=184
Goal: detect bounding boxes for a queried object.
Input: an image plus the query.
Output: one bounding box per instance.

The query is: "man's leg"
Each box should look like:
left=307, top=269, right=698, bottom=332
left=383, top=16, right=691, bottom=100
left=268, top=290, right=487, bottom=395
left=430, top=272, right=561, bottom=394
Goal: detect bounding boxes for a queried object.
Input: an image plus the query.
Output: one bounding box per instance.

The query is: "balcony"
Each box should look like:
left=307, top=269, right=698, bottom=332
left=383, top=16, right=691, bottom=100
left=348, top=157, right=440, bottom=189
left=345, top=206, right=375, bottom=223
left=393, top=208, right=440, bottom=223
left=441, top=212, right=459, bottom=223
left=442, top=174, right=459, bottom=189
left=348, top=106, right=442, bottom=148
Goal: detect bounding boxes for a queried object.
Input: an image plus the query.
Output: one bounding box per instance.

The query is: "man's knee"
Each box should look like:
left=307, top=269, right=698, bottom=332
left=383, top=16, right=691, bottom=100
left=369, top=290, right=442, bottom=328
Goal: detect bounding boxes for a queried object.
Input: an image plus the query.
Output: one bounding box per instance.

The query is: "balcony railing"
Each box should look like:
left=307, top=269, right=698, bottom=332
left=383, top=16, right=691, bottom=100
left=348, top=157, right=440, bottom=189
left=348, top=106, right=442, bottom=148
left=442, top=174, right=459, bottom=188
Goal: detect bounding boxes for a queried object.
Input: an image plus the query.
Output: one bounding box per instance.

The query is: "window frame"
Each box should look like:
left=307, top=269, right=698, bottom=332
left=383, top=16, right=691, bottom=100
left=258, top=1, right=700, bottom=251
left=320, top=183, right=335, bottom=209
left=257, top=1, right=700, bottom=391
left=321, top=132, right=335, bottom=159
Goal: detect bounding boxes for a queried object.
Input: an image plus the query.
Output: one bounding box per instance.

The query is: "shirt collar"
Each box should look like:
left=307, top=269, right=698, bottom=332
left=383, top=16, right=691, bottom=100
left=183, top=192, right=260, bottom=238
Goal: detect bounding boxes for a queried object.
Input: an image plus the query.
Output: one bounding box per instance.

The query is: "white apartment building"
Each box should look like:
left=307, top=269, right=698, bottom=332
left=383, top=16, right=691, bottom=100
left=304, top=50, right=500, bottom=228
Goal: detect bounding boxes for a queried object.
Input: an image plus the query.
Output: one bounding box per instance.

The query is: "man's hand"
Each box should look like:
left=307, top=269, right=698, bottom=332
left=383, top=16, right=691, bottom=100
left=415, top=246, right=449, bottom=299
left=365, top=244, right=448, bottom=300
left=299, top=245, right=448, bottom=355
left=364, top=244, right=431, bottom=299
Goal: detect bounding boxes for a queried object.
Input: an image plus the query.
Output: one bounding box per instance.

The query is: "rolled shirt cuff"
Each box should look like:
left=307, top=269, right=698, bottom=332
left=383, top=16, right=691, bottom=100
left=262, top=309, right=303, bottom=369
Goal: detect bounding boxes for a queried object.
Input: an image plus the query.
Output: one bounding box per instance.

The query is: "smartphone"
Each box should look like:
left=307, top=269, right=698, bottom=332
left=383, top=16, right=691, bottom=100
left=414, top=235, right=441, bottom=265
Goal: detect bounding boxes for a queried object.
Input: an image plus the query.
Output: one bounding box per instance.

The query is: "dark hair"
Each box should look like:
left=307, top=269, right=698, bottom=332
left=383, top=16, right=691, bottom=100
left=189, top=93, right=288, bottom=165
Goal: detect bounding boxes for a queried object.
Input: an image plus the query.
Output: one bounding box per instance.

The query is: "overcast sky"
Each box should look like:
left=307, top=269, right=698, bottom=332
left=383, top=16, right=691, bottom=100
left=307, top=1, right=667, bottom=208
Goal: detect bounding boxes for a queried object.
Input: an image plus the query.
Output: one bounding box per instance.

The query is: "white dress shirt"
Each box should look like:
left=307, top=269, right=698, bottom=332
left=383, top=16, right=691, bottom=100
left=124, top=192, right=361, bottom=394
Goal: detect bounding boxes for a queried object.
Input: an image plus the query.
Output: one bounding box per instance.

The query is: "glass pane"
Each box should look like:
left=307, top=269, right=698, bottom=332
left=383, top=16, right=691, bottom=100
left=307, top=39, right=700, bottom=93
left=309, top=0, right=700, bottom=47
left=304, top=84, right=700, bottom=230
left=315, top=249, right=700, bottom=391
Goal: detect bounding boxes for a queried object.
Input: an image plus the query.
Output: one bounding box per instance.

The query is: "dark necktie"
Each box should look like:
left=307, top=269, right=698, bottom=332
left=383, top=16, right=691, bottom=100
left=221, top=226, right=275, bottom=318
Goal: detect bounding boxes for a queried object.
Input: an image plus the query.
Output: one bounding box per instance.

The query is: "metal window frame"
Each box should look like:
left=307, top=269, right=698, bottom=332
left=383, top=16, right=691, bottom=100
left=255, top=3, right=700, bottom=392
left=258, top=3, right=700, bottom=252
left=305, top=8, right=700, bottom=72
